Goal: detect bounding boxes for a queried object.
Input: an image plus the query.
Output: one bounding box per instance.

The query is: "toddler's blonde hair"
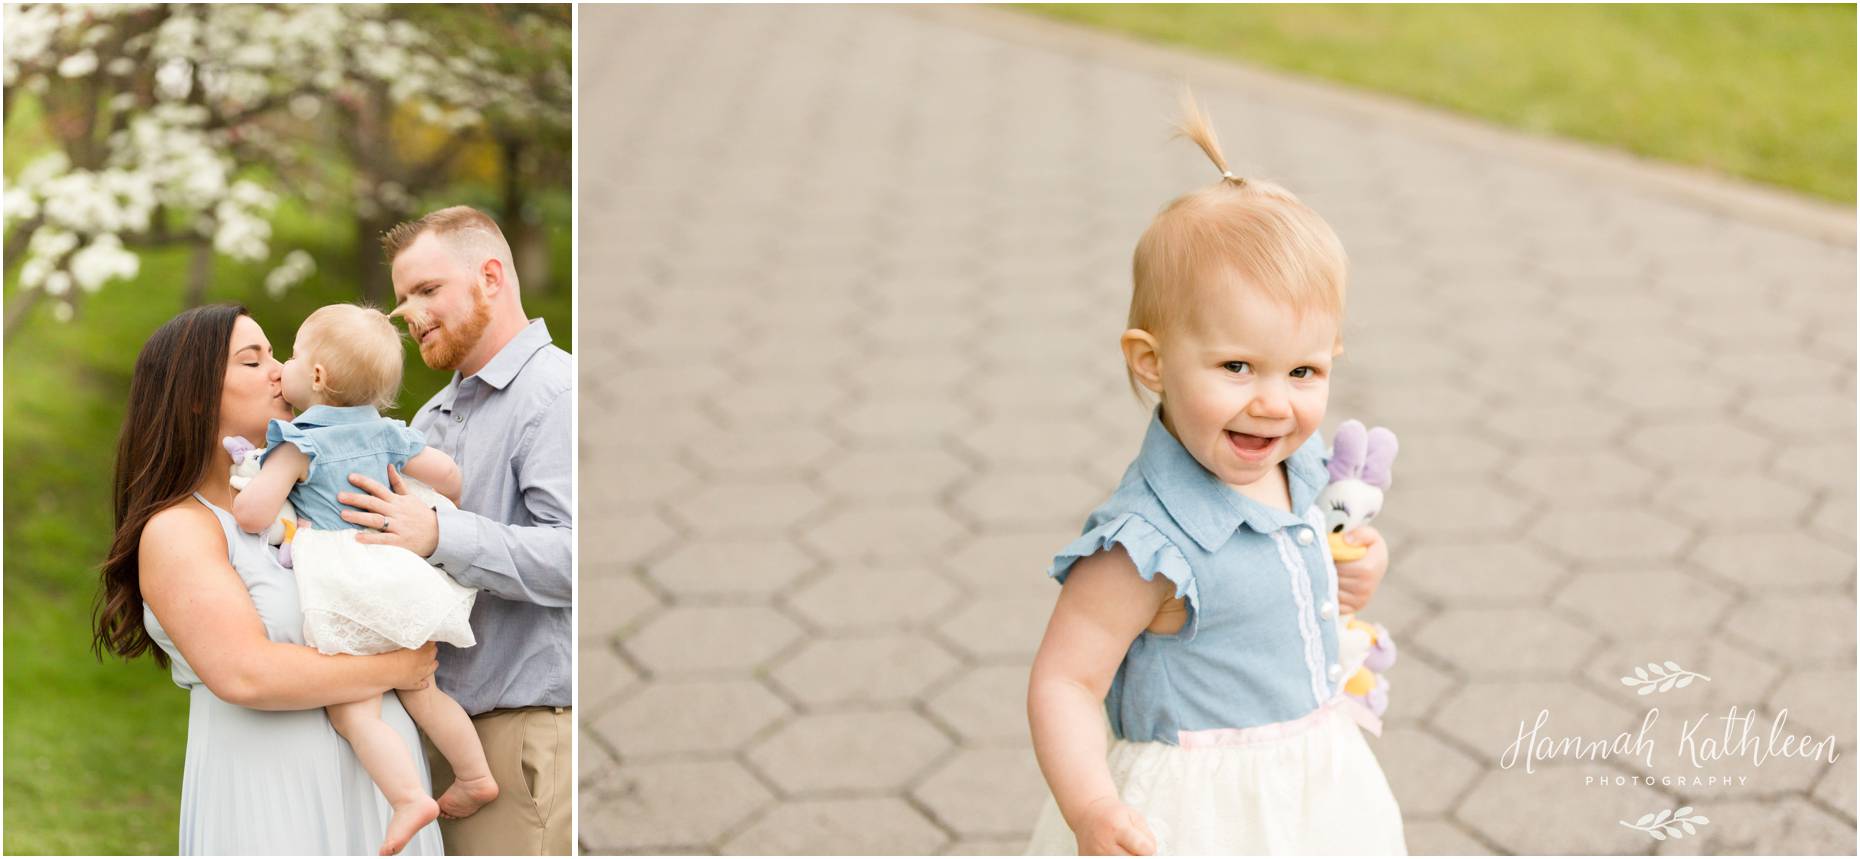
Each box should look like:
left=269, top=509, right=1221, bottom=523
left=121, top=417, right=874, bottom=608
left=1127, top=89, right=1349, bottom=398
left=298, top=304, right=403, bottom=410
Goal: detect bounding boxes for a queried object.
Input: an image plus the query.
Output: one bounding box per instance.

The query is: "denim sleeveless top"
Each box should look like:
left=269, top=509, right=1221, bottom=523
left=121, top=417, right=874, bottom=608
left=1051, top=410, right=1344, bottom=744
left=263, top=404, right=427, bottom=532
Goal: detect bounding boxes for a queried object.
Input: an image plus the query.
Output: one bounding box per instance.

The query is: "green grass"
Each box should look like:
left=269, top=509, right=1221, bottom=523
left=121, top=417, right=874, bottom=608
left=1021, top=4, right=1857, bottom=203
left=3, top=198, right=572, bottom=854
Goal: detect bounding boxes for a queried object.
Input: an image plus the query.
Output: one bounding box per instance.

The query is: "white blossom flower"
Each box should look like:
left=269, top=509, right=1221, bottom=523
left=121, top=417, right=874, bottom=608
left=57, top=50, right=98, bottom=77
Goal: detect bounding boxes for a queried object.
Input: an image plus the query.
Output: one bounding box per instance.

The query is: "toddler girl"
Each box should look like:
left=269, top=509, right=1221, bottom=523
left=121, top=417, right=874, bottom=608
left=1024, top=94, right=1406, bottom=855
left=232, top=304, right=497, bottom=855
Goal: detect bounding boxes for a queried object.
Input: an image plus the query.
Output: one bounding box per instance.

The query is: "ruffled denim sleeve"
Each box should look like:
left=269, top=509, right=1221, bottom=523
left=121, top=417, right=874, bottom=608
left=1050, top=513, right=1200, bottom=640
left=396, top=421, right=428, bottom=460
left=263, top=419, right=315, bottom=462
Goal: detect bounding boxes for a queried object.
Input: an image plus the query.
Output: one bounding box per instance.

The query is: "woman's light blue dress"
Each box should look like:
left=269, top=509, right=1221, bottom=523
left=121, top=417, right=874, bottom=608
left=142, top=494, right=444, bottom=856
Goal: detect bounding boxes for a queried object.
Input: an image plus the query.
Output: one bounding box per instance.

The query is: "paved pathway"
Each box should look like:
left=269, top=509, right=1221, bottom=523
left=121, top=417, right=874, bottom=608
left=578, top=6, right=1856, bottom=854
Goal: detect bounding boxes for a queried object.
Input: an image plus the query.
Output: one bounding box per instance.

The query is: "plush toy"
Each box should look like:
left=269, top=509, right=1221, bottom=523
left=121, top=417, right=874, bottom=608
left=225, top=436, right=298, bottom=568
left=1319, top=420, right=1399, bottom=729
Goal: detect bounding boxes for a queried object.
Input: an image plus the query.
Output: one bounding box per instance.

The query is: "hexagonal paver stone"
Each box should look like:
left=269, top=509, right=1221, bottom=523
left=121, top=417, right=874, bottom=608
left=944, top=836, right=1037, bottom=855
left=1432, top=680, right=1638, bottom=755
left=944, top=528, right=1079, bottom=597
left=598, top=452, right=700, bottom=508
left=801, top=504, right=968, bottom=563
left=1625, top=419, right=1774, bottom=470
left=1392, top=428, right=1509, bottom=479
left=624, top=605, right=803, bottom=675
left=1724, top=595, right=1856, bottom=666
left=835, top=394, right=974, bottom=440
left=1410, top=609, right=1598, bottom=678
left=703, top=374, right=852, bottom=428
left=579, top=569, right=661, bottom=637
left=1774, top=440, right=1856, bottom=493
left=1380, top=649, right=1456, bottom=728
left=1649, top=796, right=1855, bottom=856
left=580, top=640, right=641, bottom=715
left=1812, top=493, right=1856, bottom=543
left=785, top=567, right=962, bottom=632
left=1656, top=471, right=1814, bottom=528
left=913, top=746, right=1050, bottom=837
left=1582, top=636, right=1781, bottom=717
left=1373, top=726, right=1481, bottom=817
left=1740, top=391, right=1855, bottom=438
left=951, top=469, right=1102, bottom=529
left=1376, top=483, right=1531, bottom=540
left=580, top=758, right=774, bottom=853
left=592, top=680, right=789, bottom=758
left=937, top=597, right=1056, bottom=661
left=1768, top=668, right=1856, bottom=742
left=1485, top=403, right=1626, bottom=448
left=1457, top=763, right=1667, bottom=855
left=1553, top=570, right=1732, bottom=638
left=1528, top=507, right=1692, bottom=564
left=818, top=445, right=973, bottom=500
left=769, top=634, right=960, bottom=707
left=1400, top=820, right=1494, bottom=855
left=668, top=479, right=827, bottom=536
left=721, top=797, right=950, bottom=855
left=1812, top=755, right=1855, bottom=825
left=1691, top=531, right=1854, bottom=591
left=1505, top=449, right=1659, bottom=503
left=681, top=425, right=839, bottom=478
left=955, top=417, right=1105, bottom=467
left=614, top=508, right=679, bottom=568
left=966, top=368, right=1100, bottom=417
left=644, top=538, right=816, bottom=599
left=747, top=711, right=952, bottom=795
left=926, top=664, right=1036, bottom=746
left=1397, top=540, right=1566, bottom=604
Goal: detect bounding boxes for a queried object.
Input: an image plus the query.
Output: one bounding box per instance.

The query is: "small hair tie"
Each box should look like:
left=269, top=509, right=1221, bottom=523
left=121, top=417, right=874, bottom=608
left=1221, top=170, right=1245, bottom=185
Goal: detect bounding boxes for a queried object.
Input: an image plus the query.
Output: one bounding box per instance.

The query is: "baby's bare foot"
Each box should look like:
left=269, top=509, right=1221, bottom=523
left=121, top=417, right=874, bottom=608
left=379, top=795, right=438, bottom=855
left=437, top=774, right=500, bottom=819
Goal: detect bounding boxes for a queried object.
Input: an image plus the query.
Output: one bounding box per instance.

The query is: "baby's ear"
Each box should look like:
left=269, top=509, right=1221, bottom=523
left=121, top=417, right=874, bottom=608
left=1327, top=419, right=1367, bottom=483
left=1119, top=329, right=1165, bottom=395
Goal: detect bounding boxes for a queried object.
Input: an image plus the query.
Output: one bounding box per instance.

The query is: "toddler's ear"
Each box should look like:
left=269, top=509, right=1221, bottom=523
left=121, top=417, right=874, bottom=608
left=1120, top=329, right=1165, bottom=395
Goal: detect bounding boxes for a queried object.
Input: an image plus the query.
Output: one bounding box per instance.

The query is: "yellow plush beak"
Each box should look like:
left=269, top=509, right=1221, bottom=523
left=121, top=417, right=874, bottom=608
left=1329, top=531, right=1367, bottom=563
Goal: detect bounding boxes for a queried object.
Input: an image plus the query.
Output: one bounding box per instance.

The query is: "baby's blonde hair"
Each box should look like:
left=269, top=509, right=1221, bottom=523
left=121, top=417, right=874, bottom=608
left=298, top=304, right=403, bottom=410
left=1127, top=89, right=1349, bottom=398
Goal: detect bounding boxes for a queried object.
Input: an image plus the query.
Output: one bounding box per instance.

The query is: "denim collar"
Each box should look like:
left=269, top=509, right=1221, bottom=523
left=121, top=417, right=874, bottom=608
left=1136, top=407, right=1329, bottom=552
left=293, top=404, right=382, bottom=428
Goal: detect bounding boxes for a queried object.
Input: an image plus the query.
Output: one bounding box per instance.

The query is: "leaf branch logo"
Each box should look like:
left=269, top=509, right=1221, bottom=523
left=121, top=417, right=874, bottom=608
left=1619, top=806, right=1709, bottom=840
left=1620, top=661, right=1710, bottom=695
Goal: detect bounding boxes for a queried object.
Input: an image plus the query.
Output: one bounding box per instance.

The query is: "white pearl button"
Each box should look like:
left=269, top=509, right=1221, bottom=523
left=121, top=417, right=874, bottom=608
left=1320, top=601, right=1335, bottom=620
left=1328, top=663, right=1343, bottom=681
left=1296, top=528, right=1314, bottom=546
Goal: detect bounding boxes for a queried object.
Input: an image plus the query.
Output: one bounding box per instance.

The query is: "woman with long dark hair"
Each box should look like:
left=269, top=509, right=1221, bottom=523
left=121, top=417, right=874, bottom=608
left=94, top=304, right=445, bottom=855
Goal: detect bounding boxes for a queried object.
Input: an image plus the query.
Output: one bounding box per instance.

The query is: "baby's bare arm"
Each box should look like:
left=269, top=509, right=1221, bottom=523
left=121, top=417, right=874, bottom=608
left=402, top=448, right=462, bottom=505
left=231, top=444, right=307, bottom=534
left=1028, top=549, right=1173, bottom=854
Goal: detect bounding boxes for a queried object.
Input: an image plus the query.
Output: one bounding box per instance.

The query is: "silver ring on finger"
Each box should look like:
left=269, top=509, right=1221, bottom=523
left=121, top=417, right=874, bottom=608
left=381, top=516, right=391, bottom=531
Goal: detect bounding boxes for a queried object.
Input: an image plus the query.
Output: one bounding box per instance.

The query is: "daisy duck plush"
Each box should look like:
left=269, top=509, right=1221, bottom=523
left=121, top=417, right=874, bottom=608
left=225, top=436, right=298, bottom=568
left=1319, top=420, right=1399, bottom=733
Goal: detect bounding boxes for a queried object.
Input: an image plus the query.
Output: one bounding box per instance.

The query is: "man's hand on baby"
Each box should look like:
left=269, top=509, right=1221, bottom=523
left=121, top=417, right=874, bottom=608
left=1334, top=525, right=1387, bottom=614
left=339, top=466, right=440, bottom=558
left=1074, top=796, right=1158, bottom=856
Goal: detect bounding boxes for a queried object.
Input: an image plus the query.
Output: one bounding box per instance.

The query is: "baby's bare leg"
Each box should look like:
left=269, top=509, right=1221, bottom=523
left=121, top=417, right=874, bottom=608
left=328, top=696, right=440, bottom=854
left=397, top=684, right=499, bottom=818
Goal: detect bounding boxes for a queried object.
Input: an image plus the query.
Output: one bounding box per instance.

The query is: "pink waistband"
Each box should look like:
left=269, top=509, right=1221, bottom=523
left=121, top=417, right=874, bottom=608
left=1175, top=696, right=1383, bottom=749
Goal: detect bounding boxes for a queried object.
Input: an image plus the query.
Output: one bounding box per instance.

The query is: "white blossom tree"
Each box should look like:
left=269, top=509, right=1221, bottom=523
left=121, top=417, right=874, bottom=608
left=3, top=4, right=570, bottom=338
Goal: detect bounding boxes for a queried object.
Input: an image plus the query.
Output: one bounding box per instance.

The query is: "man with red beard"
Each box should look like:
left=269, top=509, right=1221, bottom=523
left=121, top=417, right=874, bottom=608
left=340, top=205, right=572, bottom=855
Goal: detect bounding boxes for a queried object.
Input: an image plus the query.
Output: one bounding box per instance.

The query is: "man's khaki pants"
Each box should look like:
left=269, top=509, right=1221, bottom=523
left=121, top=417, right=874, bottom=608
left=423, top=706, right=572, bottom=855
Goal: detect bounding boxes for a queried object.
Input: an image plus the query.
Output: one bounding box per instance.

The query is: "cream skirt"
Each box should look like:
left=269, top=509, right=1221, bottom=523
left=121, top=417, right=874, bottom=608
left=1025, top=699, right=1406, bottom=855
left=291, top=527, right=477, bottom=656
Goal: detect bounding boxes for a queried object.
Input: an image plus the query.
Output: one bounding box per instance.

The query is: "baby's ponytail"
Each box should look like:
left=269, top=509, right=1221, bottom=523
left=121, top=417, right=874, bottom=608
left=1173, top=87, right=1302, bottom=204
